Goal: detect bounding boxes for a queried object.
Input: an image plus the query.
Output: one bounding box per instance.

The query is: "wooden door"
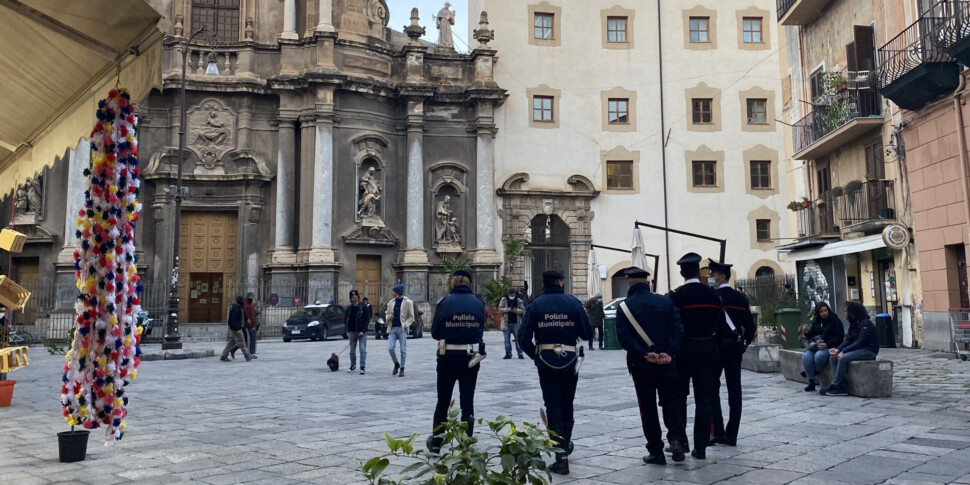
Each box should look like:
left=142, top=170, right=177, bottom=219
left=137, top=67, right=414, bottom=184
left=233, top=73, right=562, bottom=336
left=14, top=258, right=39, bottom=325
left=355, top=255, right=381, bottom=306
left=179, top=211, right=238, bottom=322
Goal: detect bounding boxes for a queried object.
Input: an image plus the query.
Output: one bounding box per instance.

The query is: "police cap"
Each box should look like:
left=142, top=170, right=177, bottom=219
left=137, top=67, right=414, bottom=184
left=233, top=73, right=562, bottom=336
left=452, top=269, right=473, bottom=282
left=676, top=252, right=703, bottom=266
left=542, top=270, right=565, bottom=280
left=622, top=266, right=651, bottom=279
left=707, top=259, right=733, bottom=276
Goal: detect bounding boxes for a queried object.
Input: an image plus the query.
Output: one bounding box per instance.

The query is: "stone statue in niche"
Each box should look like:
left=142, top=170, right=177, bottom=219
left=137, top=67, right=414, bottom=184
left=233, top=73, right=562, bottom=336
left=435, top=194, right=461, bottom=253
left=27, top=176, right=42, bottom=214
left=14, top=183, right=28, bottom=215
left=357, top=166, right=383, bottom=221
left=188, top=100, right=235, bottom=171
left=436, top=2, right=455, bottom=49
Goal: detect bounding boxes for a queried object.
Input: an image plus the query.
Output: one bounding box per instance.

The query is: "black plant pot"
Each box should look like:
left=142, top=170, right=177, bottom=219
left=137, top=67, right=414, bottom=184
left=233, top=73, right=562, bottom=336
left=57, top=430, right=90, bottom=463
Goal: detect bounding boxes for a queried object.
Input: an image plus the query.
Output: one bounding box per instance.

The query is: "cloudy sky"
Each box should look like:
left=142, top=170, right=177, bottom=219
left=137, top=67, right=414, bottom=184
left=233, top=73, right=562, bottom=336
left=387, top=0, right=471, bottom=52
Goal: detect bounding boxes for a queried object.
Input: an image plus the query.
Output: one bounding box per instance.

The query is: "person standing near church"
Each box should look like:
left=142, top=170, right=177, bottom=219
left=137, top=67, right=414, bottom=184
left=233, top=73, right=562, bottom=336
left=499, top=287, right=525, bottom=359
left=345, top=290, right=370, bottom=375
left=519, top=270, right=594, bottom=475
left=387, top=284, right=414, bottom=377
left=585, top=293, right=605, bottom=350
left=615, top=266, right=686, bottom=465
left=708, top=260, right=755, bottom=447
left=426, top=270, right=486, bottom=453
left=666, top=253, right=720, bottom=460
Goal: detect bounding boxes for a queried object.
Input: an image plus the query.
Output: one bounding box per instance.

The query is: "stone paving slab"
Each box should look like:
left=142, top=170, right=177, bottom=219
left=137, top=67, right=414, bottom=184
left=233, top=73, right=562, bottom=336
left=2, top=335, right=970, bottom=484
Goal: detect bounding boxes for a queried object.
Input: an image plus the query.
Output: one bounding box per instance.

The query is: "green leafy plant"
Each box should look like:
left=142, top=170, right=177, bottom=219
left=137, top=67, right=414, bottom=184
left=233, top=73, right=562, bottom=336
left=787, top=200, right=801, bottom=212
left=441, top=253, right=472, bottom=275
left=359, top=408, right=558, bottom=485
left=844, top=180, right=863, bottom=205
left=481, top=276, right=512, bottom=310
left=502, top=235, right=529, bottom=277
left=43, top=325, right=77, bottom=356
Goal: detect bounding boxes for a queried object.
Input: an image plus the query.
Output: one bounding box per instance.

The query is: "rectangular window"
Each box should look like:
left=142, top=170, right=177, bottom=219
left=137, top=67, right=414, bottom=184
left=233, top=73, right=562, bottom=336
left=742, top=17, right=762, bottom=43
left=691, top=98, right=712, bottom=124
left=533, top=95, right=554, bottom=122
left=192, top=0, right=240, bottom=43
left=692, top=161, right=716, bottom=187
left=607, top=16, right=627, bottom=43
left=689, top=17, right=709, bottom=43
left=751, top=161, right=771, bottom=189
left=607, top=161, right=634, bottom=189
left=756, top=219, right=770, bottom=241
left=534, top=13, right=554, bottom=39
left=608, top=98, right=629, bottom=124
left=747, top=98, right=767, bottom=124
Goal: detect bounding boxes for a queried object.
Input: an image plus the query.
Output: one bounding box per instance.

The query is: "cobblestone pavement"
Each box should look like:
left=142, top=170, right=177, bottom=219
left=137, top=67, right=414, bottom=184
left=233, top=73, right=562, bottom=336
left=3, top=332, right=970, bottom=485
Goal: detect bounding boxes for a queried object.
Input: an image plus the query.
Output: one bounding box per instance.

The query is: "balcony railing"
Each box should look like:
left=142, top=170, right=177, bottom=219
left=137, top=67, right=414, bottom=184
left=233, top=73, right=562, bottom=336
left=776, top=0, right=834, bottom=25
left=796, top=203, right=836, bottom=238
left=838, top=180, right=896, bottom=227
left=791, top=72, right=882, bottom=156
left=934, top=0, right=970, bottom=66
left=877, top=11, right=961, bottom=109
left=777, top=0, right=797, bottom=20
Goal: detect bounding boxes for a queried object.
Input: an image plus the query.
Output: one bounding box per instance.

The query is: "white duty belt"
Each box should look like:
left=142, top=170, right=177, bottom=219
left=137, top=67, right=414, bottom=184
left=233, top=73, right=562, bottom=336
left=536, top=343, right=576, bottom=355
left=438, top=341, right=476, bottom=355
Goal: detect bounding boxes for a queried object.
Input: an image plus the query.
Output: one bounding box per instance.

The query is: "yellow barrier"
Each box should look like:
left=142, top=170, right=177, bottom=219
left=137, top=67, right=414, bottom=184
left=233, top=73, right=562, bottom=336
left=0, top=346, right=29, bottom=373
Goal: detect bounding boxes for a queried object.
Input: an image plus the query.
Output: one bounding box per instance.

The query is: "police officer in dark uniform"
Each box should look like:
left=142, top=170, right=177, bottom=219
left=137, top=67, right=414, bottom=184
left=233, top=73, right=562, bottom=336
left=708, top=259, right=755, bottom=447
left=614, top=266, right=687, bottom=465
left=519, top=270, right=594, bottom=475
left=427, top=269, right=487, bottom=453
left=667, top=252, right=722, bottom=460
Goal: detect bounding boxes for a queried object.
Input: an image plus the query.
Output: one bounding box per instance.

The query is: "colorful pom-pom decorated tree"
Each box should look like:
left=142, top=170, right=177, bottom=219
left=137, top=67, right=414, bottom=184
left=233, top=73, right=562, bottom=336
left=60, top=88, right=144, bottom=443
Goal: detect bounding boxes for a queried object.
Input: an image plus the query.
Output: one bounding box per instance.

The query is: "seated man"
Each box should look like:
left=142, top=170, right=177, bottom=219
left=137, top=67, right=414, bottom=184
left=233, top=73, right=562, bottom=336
left=820, top=301, right=879, bottom=396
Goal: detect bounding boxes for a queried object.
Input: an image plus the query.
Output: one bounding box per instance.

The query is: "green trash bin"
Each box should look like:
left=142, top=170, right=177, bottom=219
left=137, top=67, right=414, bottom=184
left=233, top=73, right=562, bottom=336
left=604, top=316, right=621, bottom=350
left=775, top=308, right=802, bottom=349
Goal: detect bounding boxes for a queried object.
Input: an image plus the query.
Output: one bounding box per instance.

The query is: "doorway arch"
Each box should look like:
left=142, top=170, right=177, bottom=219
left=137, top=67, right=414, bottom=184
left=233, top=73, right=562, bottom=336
left=527, top=214, right=571, bottom=295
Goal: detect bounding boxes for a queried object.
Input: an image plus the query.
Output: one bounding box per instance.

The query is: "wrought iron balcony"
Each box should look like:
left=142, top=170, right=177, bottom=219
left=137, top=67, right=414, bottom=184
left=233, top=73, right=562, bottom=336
left=791, top=71, right=882, bottom=160
left=796, top=202, right=838, bottom=239
left=777, top=0, right=834, bottom=26
left=934, top=0, right=970, bottom=67
left=878, top=11, right=960, bottom=110
left=837, top=180, right=896, bottom=231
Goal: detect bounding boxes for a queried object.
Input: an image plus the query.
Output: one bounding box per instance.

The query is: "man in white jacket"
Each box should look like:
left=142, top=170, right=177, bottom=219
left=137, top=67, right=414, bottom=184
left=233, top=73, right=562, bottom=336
left=386, top=284, right=414, bottom=377
left=499, top=288, right=525, bottom=359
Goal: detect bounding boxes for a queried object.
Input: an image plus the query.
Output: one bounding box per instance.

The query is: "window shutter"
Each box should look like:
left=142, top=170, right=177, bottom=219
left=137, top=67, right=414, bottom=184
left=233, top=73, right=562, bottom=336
left=846, top=41, right=858, bottom=72
left=853, top=26, right=876, bottom=73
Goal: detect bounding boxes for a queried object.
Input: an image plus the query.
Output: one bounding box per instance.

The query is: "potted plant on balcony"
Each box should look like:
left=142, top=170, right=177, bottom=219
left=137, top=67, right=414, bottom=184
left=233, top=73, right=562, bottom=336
left=845, top=180, right=863, bottom=205
left=830, top=186, right=844, bottom=198
left=800, top=197, right=812, bottom=209
left=787, top=200, right=801, bottom=212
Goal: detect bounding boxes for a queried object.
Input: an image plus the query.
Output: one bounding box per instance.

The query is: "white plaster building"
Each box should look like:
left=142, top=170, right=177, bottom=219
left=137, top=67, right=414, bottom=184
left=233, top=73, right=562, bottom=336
left=469, top=0, right=791, bottom=298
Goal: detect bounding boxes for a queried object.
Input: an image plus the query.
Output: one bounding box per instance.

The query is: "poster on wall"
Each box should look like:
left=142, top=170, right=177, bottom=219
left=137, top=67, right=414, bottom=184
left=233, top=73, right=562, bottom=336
left=796, top=258, right=846, bottom=324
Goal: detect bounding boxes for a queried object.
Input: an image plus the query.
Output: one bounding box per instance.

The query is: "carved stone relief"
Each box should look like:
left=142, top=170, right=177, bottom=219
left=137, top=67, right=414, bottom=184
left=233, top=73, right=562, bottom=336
left=14, top=174, right=45, bottom=223
left=187, top=99, right=236, bottom=172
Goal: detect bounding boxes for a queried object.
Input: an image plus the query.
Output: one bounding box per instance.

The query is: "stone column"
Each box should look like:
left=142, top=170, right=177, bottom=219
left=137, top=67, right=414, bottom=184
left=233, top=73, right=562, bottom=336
left=470, top=102, right=501, bottom=275
left=316, top=0, right=335, bottom=32
left=271, top=118, right=297, bottom=263
left=306, top=88, right=339, bottom=303
left=399, top=98, right=430, bottom=300
left=281, top=0, right=299, bottom=40
left=54, top=140, right=91, bottom=310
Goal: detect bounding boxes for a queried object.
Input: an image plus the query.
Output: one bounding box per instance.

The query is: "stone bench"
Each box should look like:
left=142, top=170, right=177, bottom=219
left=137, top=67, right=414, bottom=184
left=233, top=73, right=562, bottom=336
left=779, top=349, right=893, bottom=398
left=741, top=343, right=781, bottom=373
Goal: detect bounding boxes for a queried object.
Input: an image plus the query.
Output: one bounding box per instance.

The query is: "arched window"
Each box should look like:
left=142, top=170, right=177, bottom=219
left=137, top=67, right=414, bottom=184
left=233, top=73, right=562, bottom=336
left=192, top=0, right=240, bottom=43
left=755, top=265, right=775, bottom=278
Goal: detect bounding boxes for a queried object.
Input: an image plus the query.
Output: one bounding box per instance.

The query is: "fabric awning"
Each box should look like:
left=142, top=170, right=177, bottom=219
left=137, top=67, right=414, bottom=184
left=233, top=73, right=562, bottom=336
left=0, top=0, right=166, bottom=196
left=779, top=234, right=888, bottom=262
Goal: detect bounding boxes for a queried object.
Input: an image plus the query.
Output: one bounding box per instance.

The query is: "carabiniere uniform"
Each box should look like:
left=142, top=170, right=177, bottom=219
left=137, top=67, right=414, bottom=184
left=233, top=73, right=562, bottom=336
left=428, top=270, right=486, bottom=452
left=709, top=260, right=756, bottom=447
left=666, top=252, right=722, bottom=460
left=519, top=270, right=594, bottom=475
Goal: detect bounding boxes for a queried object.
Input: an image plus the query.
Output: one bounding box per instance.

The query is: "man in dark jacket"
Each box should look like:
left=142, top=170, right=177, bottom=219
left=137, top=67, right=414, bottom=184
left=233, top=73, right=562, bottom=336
left=708, top=260, right=755, bottom=447
left=345, top=290, right=371, bottom=374
left=666, top=252, right=720, bottom=460
left=427, top=270, right=486, bottom=453
left=585, top=293, right=605, bottom=350
left=221, top=296, right=254, bottom=361
left=615, top=266, right=686, bottom=465
left=820, top=301, right=879, bottom=396
left=519, top=270, right=594, bottom=475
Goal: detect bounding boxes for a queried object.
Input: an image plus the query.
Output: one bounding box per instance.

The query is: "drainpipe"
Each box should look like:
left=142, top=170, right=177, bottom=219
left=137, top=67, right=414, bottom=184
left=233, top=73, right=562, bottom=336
left=657, top=0, right=671, bottom=286
left=952, top=74, right=970, bottom=244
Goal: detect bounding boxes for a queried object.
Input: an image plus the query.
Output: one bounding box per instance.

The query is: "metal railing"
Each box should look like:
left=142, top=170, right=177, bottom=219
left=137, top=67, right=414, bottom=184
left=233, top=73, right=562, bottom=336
left=776, top=0, right=798, bottom=21
left=792, top=71, right=881, bottom=154
left=838, top=180, right=896, bottom=226
left=877, top=13, right=954, bottom=89
left=736, top=274, right=797, bottom=306
left=796, top=203, right=835, bottom=238
left=935, top=0, right=970, bottom=50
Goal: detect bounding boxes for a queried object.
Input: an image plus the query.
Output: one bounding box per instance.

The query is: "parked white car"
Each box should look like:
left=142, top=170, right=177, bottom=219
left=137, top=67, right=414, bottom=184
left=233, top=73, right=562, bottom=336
left=603, top=297, right=625, bottom=320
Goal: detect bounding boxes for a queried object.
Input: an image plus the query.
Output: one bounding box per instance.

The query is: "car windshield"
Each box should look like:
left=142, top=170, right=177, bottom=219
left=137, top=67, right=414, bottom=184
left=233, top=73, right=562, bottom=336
left=605, top=298, right=624, bottom=310
left=291, top=307, right=324, bottom=317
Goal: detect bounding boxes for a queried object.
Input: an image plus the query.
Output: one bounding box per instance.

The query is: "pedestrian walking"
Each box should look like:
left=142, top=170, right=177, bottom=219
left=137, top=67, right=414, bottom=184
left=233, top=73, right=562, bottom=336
left=386, top=284, right=414, bottom=377
left=243, top=292, right=258, bottom=355
left=708, top=260, right=755, bottom=447
left=666, top=253, right=719, bottom=460
left=499, top=287, right=525, bottom=359
left=345, top=290, right=370, bottom=374
left=519, top=270, right=594, bottom=475
left=426, top=270, right=487, bottom=453
left=221, top=296, right=255, bottom=362
left=585, top=292, right=605, bottom=350
left=615, top=266, right=686, bottom=465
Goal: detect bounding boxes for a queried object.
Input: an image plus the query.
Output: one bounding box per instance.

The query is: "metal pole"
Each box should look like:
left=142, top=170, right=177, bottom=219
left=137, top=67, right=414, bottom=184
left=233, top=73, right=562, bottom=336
left=589, top=244, right=661, bottom=294
left=162, top=26, right=209, bottom=350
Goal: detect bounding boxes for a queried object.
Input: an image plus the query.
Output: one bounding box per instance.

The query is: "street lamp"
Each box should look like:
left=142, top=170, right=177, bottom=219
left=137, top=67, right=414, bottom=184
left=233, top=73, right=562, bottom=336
left=162, top=26, right=220, bottom=350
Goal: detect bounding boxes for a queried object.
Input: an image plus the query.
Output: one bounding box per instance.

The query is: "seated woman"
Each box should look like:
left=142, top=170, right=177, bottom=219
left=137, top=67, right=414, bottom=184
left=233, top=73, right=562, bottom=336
left=820, top=301, right=880, bottom=396
left=801, top=302, right=844, bottom=392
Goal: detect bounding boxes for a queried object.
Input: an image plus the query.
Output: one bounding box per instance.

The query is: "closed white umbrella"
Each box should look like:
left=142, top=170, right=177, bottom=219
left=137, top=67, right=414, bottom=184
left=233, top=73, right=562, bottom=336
left=631, top=227, right=649, bottom=271
left=587, top=248, right=603, bottom=298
